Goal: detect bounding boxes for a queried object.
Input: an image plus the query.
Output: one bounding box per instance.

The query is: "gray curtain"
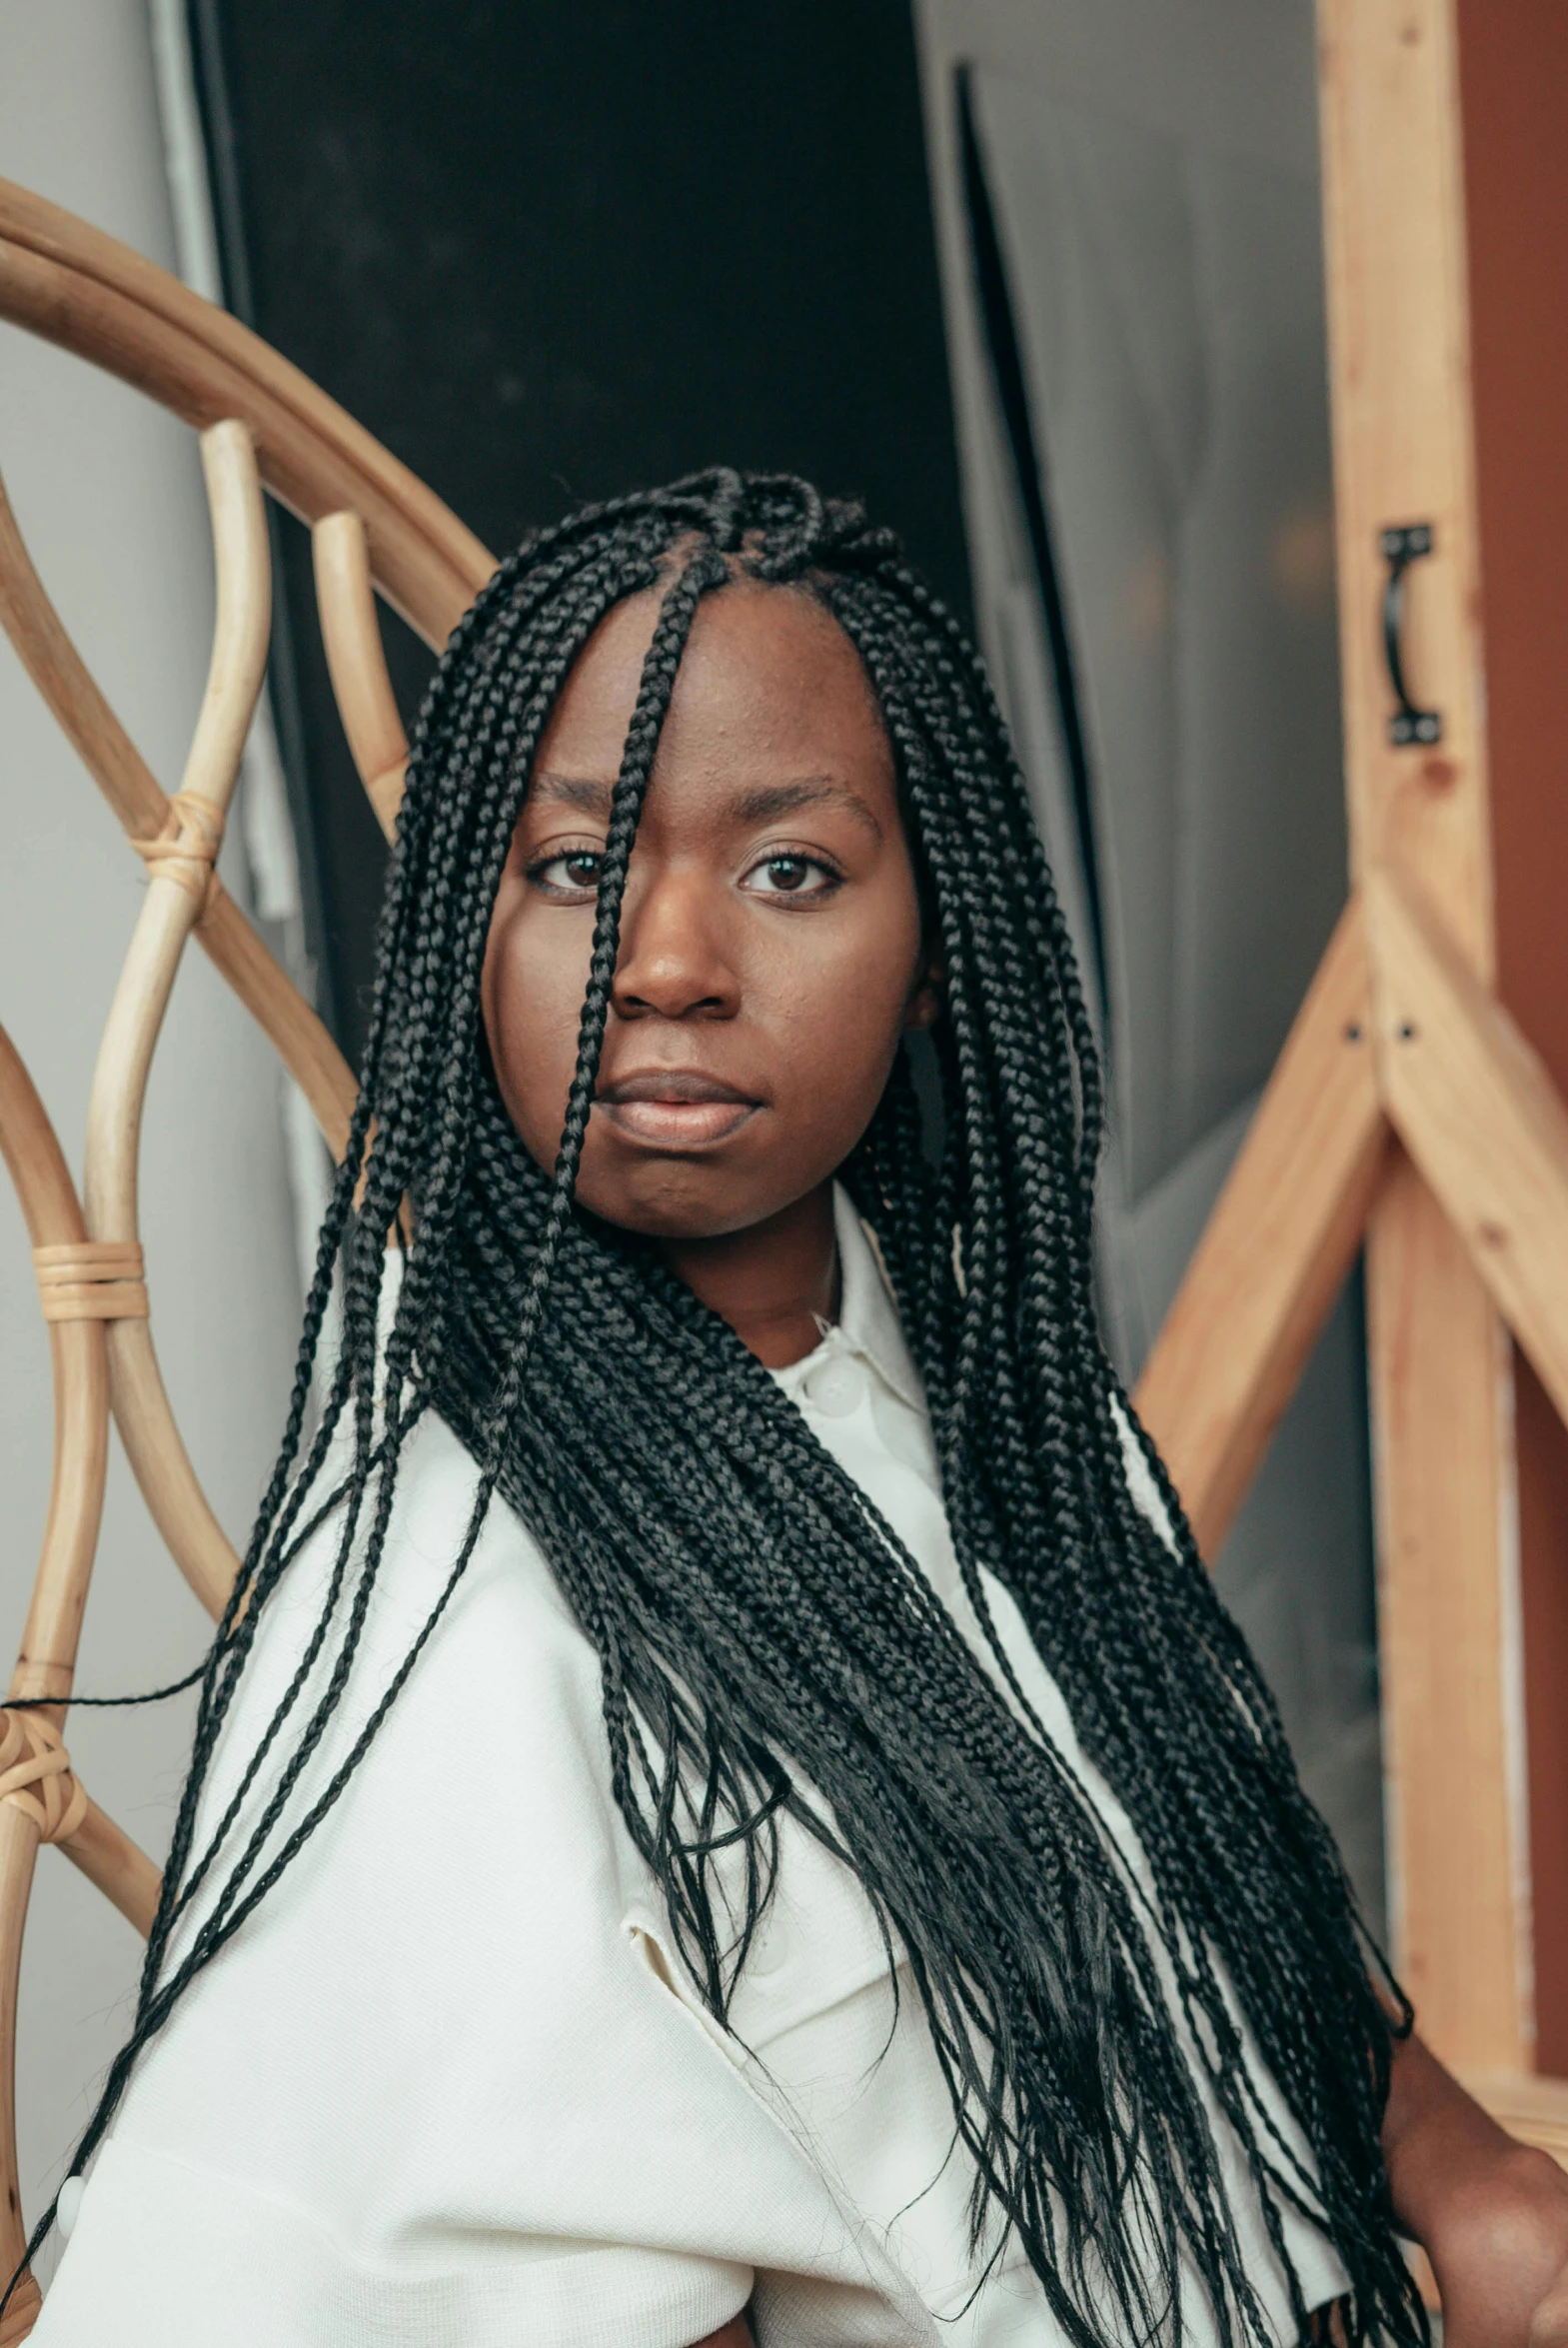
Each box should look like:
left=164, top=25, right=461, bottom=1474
left=916, top=0, right=1385, bottom=1929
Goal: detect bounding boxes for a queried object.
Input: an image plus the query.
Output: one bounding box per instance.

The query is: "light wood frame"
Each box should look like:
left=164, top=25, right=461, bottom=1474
left=1137, top=0, right=1568, bottom=2136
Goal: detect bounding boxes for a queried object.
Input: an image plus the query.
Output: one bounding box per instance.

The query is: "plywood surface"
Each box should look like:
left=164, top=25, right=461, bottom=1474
left=1316, top=0, right=1528, bottom=2069
left=1133, top=901, right=1384, bottom=1558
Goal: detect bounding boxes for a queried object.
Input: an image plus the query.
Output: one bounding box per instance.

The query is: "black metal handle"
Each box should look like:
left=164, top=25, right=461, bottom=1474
left=1380, top=523, right=1441, bottom=747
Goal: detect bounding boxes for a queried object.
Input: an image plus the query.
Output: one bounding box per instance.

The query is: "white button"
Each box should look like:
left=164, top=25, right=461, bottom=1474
left=57, top=2174, right=84, bottom=2240
left=748, top=1910, right=790, bottom=1979
left=801, top=1355, right=866, bottom=1417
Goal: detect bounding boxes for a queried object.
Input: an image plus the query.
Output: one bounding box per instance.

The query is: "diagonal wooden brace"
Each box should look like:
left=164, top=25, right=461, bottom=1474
left=1365, top=861, right=1568, bottom=1424
left=1133, top=897, right=1388, bottom=1558
left=1139, top=857, right=1568, bottom=1568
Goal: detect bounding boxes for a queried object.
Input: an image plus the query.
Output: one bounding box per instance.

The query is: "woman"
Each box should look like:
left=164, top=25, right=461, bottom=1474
left=30, top=473, right=1568, bottom=2344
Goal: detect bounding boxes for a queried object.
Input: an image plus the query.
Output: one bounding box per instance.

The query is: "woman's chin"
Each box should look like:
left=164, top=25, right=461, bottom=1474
left=578, top=1173, right=747, bottom=1242
left=577, top=1160, right=801, bottom=1244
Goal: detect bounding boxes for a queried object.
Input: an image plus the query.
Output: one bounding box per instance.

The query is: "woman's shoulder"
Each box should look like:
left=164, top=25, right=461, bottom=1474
left=186, top=1402, right=639, bottom=1931
left=77, top=1425, right=934, bottom=2348
left=279, top=1401, right=599, bottom=1697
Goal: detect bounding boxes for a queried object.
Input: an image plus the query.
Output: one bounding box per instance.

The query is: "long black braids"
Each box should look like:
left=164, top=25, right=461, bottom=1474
left=18, top=470, right=1423, bottom=2345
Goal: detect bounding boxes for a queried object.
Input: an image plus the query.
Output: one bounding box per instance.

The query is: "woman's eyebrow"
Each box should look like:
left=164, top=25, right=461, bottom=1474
left=531, top=772, right=615, bottom=816
left=532, top=770, right=884, bottom=839
left=733, top=778, right=883, bottom=839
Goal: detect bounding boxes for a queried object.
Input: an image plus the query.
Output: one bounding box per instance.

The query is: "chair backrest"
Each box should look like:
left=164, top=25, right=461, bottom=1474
left=0, top=172, right=497, bottom=2339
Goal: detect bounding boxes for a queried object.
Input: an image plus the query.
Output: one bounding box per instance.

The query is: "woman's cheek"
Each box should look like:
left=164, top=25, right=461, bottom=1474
left=491, top=937, right=585, bottom=1169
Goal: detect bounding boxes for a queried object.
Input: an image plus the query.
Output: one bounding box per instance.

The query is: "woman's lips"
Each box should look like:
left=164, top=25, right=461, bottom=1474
left=595, top=1070, right=760, bottom=1148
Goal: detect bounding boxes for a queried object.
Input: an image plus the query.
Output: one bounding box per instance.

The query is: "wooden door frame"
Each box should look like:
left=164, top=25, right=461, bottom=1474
left=1137, top=0, right=1566, bottom=2132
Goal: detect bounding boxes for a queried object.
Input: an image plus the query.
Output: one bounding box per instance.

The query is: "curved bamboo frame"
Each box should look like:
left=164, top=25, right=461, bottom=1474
left=0, top=179, right=497, bottom=2334
left=0, top=421, right=272, bottom=2328
left=313, top=511, right=410, bottom=840
left=0, top=464, right=357, bottom=1162
left=83, top=420, right=272, bottom=1617
left=0, top=1014, right=162, bottom=2342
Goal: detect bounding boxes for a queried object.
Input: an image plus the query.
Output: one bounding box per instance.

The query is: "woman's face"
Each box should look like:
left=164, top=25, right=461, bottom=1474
left=481, top=577, right=936, bottom=1240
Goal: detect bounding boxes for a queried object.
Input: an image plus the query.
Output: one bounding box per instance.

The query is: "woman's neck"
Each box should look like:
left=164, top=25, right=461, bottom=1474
left=659, top=1179, right=840, bottom=1368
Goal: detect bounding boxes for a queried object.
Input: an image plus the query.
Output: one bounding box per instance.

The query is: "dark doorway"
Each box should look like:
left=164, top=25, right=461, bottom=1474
left=189, top=0, right=969, bottom=1056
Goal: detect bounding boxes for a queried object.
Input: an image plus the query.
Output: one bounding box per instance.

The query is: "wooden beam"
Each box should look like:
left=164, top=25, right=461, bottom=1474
left=1368, top=862, right=1568, bottom=1426
left=1317, top=0, right=1495, bottom=953
left=1455, top=0, right=1568, bottom=2083
left=1365, top=1152, right=1524, bottom=2064
left=1317, top=0, right=1528, bottom=2070
left=1133, top=900, right=1385, bottom=1560
left=1463, top=2071, right=1568, bottom=2172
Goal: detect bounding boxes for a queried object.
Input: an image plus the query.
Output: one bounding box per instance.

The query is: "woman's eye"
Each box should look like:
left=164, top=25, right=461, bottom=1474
left=529, top=849, right=604, bottom=895
left=742, top=853, right=839, bottom=901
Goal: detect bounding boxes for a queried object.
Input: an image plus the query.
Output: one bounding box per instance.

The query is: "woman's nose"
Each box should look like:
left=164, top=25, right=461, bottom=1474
left=611, top=868, right=740, bottom=1021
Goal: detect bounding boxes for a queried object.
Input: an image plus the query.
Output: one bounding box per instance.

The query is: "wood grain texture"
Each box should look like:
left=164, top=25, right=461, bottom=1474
left=1366, top=1150, right=1524, bottom=2067
left=1316, top=0, right=1528, bottom=2069
left=1133, top=900, right=1385, bottom=1559
left=1317, top=0, right=1494, bottom=958
left=1368, top=862, right=1568, bottom=1427
left=1455, top=0, right=1568, bottom=2077
left=313, top=511, right=409, bottom=840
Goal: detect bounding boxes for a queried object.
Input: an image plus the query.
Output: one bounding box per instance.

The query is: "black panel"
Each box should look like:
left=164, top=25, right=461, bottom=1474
left=954, top=65, right=1107, bottom=1027
left=190, top=1, right=969, bottom=1060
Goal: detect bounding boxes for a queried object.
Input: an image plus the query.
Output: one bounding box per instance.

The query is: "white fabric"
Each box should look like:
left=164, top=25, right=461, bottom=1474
left=36, top=1191, right=1345, bottom=2345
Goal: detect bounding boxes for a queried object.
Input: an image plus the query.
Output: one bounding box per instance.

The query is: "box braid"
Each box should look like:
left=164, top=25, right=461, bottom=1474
left=16, top=471, right=1424, bottom=2346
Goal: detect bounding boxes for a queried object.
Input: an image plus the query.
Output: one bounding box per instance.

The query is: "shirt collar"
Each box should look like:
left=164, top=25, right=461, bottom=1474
left=829, top=1182, right=927, bottom=1414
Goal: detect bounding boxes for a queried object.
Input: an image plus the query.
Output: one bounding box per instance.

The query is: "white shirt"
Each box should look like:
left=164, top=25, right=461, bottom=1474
left=36, top=1190, right=1345, bottom=2346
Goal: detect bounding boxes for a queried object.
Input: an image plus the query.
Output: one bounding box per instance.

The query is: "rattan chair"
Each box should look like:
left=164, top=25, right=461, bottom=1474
left=0, top=172, right=495, bottom=2336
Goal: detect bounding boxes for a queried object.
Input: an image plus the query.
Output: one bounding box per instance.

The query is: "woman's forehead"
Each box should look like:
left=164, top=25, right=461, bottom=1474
left=532, top=577, right=893, bottom=791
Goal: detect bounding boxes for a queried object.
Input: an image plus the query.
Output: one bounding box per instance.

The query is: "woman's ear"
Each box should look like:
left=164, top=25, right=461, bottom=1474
left=903, top=957, right=944, bottom=1034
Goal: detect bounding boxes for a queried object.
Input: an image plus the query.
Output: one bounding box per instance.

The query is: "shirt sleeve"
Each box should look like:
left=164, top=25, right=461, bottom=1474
left=34, top=1415, right=925, bottom=2348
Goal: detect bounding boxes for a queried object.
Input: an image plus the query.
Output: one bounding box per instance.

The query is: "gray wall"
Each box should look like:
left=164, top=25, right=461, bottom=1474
left=913, top=0, right=1385, bottom=1927
left=0, top=0, right=304, bottom=2260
